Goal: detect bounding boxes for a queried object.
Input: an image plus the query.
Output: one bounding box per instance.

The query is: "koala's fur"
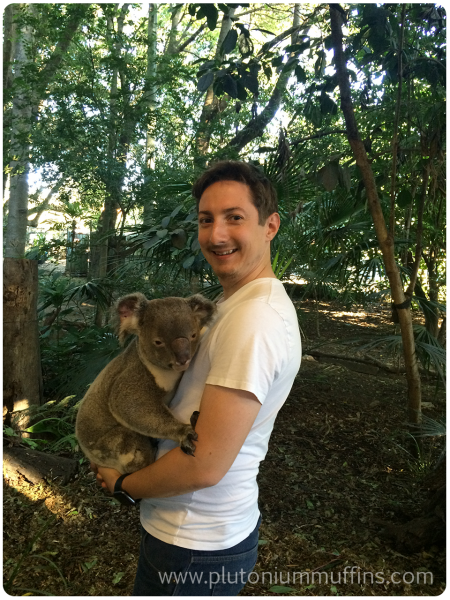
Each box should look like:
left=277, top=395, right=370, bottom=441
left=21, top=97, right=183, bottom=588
left=75, top=293, right=216, bottom=474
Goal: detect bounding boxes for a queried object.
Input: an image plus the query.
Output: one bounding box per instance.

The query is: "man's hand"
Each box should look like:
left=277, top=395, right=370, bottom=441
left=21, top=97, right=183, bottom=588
left=90, top=462, right=121, bottom=493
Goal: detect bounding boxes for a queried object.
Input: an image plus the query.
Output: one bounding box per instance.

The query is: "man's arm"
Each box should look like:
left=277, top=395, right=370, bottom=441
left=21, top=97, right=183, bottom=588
left=96, top=384, right=262, bottom=498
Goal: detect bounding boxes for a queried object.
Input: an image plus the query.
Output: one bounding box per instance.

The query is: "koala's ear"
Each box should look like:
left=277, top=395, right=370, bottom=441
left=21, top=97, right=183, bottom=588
left=115, top=293, right=148, bottom=344
left=186, top=294, right=217, bottom=328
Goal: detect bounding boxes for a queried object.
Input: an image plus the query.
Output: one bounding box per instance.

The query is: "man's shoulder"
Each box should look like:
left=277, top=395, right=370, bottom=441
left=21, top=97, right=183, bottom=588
left=218, top=279, right=298, bottom=333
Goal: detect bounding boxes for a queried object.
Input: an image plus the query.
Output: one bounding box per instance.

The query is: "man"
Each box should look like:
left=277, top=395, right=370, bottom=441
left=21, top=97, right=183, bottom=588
left=95, top=160, right=302, bottom=595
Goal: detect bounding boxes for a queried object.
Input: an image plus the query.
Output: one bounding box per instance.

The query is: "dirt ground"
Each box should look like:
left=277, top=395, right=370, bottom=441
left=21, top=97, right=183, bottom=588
left=3, top=301, right=446, bottom=596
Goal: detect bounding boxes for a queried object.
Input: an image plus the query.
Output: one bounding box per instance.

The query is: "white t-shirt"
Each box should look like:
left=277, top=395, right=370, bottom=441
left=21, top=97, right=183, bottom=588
left=140, top=278, right=302, bottom=550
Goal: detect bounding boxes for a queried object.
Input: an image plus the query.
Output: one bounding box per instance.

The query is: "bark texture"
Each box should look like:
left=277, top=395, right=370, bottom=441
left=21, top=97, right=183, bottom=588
left=3, top=259, right=43, bottom=425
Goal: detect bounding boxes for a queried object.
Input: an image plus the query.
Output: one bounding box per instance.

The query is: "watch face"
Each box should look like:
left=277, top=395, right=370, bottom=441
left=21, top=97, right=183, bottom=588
left=113, top=491, right=137, bottom=507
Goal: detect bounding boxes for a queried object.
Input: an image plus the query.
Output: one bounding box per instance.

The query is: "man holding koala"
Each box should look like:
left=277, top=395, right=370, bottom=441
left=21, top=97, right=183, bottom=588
left=95, top=161, right=302, bottom=595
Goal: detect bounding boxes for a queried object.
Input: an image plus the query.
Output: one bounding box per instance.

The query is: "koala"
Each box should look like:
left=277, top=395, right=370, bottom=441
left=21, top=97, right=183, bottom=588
left=75, top=293, right=216, bottom=474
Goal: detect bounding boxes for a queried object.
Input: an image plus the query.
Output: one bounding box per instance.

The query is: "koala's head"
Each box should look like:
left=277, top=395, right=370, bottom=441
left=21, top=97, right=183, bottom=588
left=115, top=293, right=217, bottom=371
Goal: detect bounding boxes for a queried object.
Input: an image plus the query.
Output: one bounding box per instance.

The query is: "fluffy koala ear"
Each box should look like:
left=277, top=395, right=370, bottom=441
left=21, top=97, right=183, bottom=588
left=115, top=293, right=148, bottom=344
left=186, top=294, right=217, bottom=328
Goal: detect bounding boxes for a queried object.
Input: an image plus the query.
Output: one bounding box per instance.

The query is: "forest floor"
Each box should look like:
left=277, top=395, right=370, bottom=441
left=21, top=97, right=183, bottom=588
left=3, top=300, right=446, bottom=596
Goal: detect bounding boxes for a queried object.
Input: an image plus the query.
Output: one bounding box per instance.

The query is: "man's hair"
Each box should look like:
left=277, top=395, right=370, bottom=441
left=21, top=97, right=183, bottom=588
left=192, top=160, right=278, bottom=225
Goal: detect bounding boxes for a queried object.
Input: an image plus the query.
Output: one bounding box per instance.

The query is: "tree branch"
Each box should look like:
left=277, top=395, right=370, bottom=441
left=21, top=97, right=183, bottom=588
left=389, top=3, right=406, bottom=236
left=27, top=179, right=66, bottom=228
left=405, top=157, right=430, bottom=296
left=35, top=4, right=91, bottom=99
left=175, top=23, right=206, bottom=54
left=291, top=129, right=347, bottom=147
left=223, top=70, right=291, bottom=153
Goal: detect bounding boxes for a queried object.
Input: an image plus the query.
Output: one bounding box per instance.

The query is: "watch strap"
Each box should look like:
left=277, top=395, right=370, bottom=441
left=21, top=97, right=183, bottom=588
left=114, top=473, right=130, bottom=494
left=113, top=473, right=140, bottom=506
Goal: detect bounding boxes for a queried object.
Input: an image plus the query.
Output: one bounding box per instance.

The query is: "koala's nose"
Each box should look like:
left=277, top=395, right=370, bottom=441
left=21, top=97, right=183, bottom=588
left=171, top=337, right=191, bottom=366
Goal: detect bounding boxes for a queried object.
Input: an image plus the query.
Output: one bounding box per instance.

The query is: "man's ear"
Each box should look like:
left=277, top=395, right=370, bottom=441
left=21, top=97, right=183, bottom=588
left=265, top=212, right=280, bottom=241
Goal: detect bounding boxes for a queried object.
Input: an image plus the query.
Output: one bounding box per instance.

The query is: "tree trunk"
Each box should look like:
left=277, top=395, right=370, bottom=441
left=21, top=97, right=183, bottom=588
left=27, top=178, right=65, bottom=228
left=3, top=447, right=78, bottom=486
left=329, top=5, right=421, bottom=424
left=143, top=3, right=159, bottom=225
left=437, top=317, right=446, bottom=347
left=91, top=5, right=130, bottom=326
left=195, top=7, right=236, bottom=161
left=166, top=4, right=183, bottom=54
left=4, top=4, right=34, bottom=259
left=222, top=14, right=302, bottom=155
left=3, top=258, right=43, bottom=427
left=426, top=259, right=440, bottom=338
left=3, top=5, right=15, bottom=199
left=3, top=5, right=86, bottom=435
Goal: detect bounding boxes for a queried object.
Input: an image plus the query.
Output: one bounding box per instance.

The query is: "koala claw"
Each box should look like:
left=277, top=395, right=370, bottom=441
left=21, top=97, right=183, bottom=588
left=180, top=426, right=197, bottom=456
left=190, top=410, right=200, bottom=429
left=188, top=430, right=198, bottom=442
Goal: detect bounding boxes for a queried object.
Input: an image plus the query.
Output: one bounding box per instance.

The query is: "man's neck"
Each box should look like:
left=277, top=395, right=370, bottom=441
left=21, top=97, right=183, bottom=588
left=220, top=265, right=276, bottom=301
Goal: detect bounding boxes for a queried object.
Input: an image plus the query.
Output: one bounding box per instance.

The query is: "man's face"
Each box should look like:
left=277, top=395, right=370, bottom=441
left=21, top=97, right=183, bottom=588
left=197, top=180, right=279, bottom=291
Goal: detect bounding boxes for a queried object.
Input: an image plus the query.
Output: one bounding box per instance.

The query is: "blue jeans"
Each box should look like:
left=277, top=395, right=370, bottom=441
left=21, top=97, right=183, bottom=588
left=132, top=516, right=261, bottom=596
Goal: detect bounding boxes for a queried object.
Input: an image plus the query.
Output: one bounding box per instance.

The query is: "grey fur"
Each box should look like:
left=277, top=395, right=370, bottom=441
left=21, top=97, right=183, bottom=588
left=75, top=293, right=217, bottom=474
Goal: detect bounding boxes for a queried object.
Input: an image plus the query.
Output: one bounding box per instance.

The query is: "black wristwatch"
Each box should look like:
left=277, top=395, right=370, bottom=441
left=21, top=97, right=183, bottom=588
left=113, top=474, right=140, bottom=507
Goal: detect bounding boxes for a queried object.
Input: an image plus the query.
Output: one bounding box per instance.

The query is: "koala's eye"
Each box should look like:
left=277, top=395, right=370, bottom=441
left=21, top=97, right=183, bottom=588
left=191, top=332, right=197, bottom=339
left=154, top=340, right=163, bottom=346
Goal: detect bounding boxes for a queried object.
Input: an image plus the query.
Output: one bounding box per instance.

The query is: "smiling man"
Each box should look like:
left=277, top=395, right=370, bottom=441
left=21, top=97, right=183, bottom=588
left=95, top=161, right=302, bottom=595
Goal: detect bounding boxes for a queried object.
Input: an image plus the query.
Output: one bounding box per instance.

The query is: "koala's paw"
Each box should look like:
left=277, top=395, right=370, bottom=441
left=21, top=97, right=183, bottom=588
left=180, top=425, right=198, bottom=456
left=190, top=410, right=200, bottom=429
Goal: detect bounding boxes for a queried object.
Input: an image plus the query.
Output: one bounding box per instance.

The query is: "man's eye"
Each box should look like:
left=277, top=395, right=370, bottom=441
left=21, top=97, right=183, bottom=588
left=230, top=215, right=243, bottom=221
left=199, top=218, right=212, bottom=224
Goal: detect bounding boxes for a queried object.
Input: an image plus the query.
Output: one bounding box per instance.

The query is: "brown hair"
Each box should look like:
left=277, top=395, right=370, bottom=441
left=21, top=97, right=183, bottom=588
left=192, top=160, right=278, bottom=225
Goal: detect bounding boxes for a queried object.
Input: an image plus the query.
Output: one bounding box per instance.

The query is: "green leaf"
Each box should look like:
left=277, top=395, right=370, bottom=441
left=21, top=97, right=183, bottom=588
left=396, top=189, right=413, bottom=208
left=304, top=99, right=322, bottom=127
left=271, top=56, right=283, bottom=68
left=281, top=56, right=298, bottom=74
left=240, top=72, right=258, bottom=95
left=143, top=235, right=160, bottom=249
left=201, top=4, right=219, bottom=30
left=221, top=29, right=238, bottom=55
left=170, top=229, right=187, bottom=250
left=191, top=237, right=201, bottom=252
left=170, top=205, right=183, bottom=219
left=253, top=27, right=276, bottom=36
left=269, top=586, right=296, bottom=593
left=306, top=499, right=315, bottom=510
left=222, top=74, right=238, bottom=98
left=4, top=427, right=16, bottom=437
left=314, top=49, right=326, bottom=77
left=258, top=539, right=268, bottom=545
left=318, top=162, right=340, bottom=192
left=112, top=572, right=125, bottom=584
left=295, top=65, right=307, bottom=83
left=183, top=255, right=195, bottom=269
left=320, top=92, right=338, bottom=115
left=285, top=40, right=311, bottom=56
left=23, top=418, right=64, bottom=435
left=236, top=79, right=248, bottom=101
left=161, top=216, right=171, bottom=228
left=324, top=34, right=334, bottom=50
left=197, top=71, right=214, bottom=92
left=156, top=229, right=168, bottom=239
left=197, top=60, right=215, bottom=76
left=188, top=4, right=197, bottom=17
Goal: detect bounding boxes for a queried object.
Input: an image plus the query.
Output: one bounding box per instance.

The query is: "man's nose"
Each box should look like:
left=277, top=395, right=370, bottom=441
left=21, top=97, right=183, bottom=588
left=208, top=220, right=228, bottom=245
